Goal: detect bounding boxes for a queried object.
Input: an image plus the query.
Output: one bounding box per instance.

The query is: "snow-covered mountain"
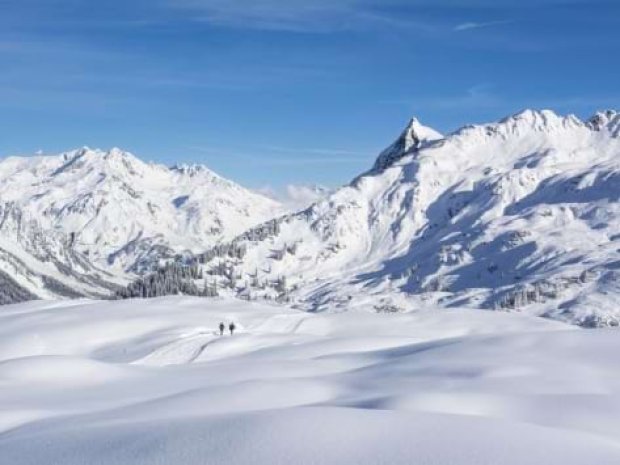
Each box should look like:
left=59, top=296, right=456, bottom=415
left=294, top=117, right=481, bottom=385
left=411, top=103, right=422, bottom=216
left=0, top=203, right=121, bottom=303
left=191, top=109, right=620, bottom=326
left=0, top=148, right=282, bottom=273
left=3, top=110, right=620, bottom=325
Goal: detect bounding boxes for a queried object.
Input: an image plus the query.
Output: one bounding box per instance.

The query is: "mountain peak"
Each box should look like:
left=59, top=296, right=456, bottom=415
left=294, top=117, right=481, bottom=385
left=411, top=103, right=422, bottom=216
left=447, top=109, right=587, bottom=147
left=61, top=146, right=136, bottom=162
left=499, top=108, right=582, bottom=129
left=404, top=117, right=443, bottom=143
left=372, top=117, right=443, bottom=172
left=51, top=147, right=146, bottom=179
left=587, top=110, right=620, bottom=136
left=0, top=146, right=283, bottom=273
left=107, top=147, right=130, bottom=157
left=170, top=163, right=217, bottom=177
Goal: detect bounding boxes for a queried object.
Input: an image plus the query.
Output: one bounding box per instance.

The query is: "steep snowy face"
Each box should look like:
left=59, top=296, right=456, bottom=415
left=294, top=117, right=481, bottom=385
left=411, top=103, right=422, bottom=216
left=194, top=109, right=620, bottom=326
left=0, top=203, right=120, bottom=303
left=588, top=110, right=620, bottom=137
left=0, top=148, right=282, bottom=272
left=372, top=117, right=443, bottom=172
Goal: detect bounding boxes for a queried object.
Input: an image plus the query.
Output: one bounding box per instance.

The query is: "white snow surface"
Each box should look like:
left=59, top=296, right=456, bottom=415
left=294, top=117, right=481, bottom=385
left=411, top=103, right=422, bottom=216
left=0, top=147, right=282, bottom=272
left=1, top=296, right=620, bottom=464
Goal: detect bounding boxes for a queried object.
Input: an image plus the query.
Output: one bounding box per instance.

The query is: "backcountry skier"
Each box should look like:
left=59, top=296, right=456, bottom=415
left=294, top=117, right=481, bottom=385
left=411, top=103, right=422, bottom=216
left=229, top=322, right=236, bottom=336
left=219, top=322, right=225, bottom=336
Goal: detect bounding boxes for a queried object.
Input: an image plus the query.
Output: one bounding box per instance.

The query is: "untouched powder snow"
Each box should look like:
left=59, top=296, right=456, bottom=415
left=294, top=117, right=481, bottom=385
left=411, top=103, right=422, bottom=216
left=1, top=297, right=620, bottom=464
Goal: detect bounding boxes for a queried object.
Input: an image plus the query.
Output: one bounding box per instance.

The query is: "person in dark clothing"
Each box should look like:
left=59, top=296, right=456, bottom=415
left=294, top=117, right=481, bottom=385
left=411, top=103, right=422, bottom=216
left=219, top=322, right=225, bottom=336
left=229, top=322, right=236, bottom=335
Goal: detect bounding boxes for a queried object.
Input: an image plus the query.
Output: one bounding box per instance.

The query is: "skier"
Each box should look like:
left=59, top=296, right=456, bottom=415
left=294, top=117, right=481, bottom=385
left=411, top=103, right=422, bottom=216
left=219, top=322, right=225, bottom=336
left=229, top=322, right=236, bottom=336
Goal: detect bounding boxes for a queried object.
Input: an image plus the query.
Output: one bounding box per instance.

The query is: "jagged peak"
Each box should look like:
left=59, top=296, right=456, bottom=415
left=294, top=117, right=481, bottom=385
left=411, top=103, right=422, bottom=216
left=400, top=117, right=444, bottom=147
left=76, top=145, right=92, bottom=155
left=60, top=146, right=90, bottom=161
left=498, top=108, right=583, bottom=129
left=42, top=147, right=148, bottom=179
left=372, top=116, right=443, bottom=172
left=587, top=109, right=620, bottom=136
left=61, top=146, right=137, bottom=161
left=446, top=109, right=587, bottom=145
left=107, top=147, right=131, bottom=157
left=170, top=163, right=218, bottom=177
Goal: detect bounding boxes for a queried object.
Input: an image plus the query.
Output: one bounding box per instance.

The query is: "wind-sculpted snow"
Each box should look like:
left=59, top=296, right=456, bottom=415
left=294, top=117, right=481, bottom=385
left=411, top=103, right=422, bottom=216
left=2, top=297, right=620, bottom=464
left=0, top=147, right=282, bottom=273
left=189, top=109, right=620, bottom=326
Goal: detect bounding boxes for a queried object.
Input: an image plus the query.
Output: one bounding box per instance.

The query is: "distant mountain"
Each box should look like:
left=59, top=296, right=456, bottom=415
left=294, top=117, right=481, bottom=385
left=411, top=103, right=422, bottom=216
left=0, top=148, right=282, bottom=273
left=186, top=109, right=620, bottom=326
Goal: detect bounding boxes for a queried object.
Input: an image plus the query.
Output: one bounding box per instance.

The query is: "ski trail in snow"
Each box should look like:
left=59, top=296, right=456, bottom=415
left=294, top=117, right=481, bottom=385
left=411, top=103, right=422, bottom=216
left=133, top=332, right=217, bottom=366
left=252, top=313, right=310, bottom=335
left=132, top=313, right=312, bottom=367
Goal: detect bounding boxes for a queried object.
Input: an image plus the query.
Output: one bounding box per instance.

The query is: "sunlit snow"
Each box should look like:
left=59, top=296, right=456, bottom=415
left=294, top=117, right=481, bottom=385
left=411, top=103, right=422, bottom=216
left=1, top=297, right=620, bottom=464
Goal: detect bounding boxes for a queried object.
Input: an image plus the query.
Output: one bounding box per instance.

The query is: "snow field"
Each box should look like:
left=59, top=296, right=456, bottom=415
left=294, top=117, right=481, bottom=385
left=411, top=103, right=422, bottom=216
left=1, top=296, right=620, bottom=464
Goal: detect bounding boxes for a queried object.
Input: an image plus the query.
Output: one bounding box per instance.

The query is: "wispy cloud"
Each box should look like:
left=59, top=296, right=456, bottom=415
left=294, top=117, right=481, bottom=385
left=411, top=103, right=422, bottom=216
left=454, top=20, right=513, bottom=32
left=0, top=84, right=129, bottom=114
left=186, top=144, right=371, bottom=166
left=167, top=0, right=364, bottom=32
left=259, top=144, right=370, bottom=157
left=384, top=84, right=503, bottom=112
left=165, top=0, right=450, bottom=34
left=433, top=84, right=503, bottom=109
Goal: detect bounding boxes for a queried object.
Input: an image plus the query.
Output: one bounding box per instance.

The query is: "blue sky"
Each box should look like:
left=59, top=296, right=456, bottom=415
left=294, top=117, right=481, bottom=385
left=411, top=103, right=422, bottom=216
left=1, top=0, right=619, bottom=192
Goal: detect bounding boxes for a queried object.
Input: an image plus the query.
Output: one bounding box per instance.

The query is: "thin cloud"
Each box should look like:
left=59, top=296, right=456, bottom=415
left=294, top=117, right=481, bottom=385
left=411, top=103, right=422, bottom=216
left=454, top=20, right=513, bottom=32
left=166, top=0, right=447, bottom=34
left=260, top=144, right=371, bottom=157
left=168, top=0, right=363, bottom=32
left=247, top=156, right=366, bottom=166
left=384, top=84, right=503, bottom=112
left=186, top=145, right=370, bottom=166
left=433, top=84, right=502, bottom=109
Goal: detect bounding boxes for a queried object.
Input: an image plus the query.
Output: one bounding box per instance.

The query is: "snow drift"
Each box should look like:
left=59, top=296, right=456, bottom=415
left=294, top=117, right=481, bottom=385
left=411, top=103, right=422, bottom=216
left=2, top=297, right=620, bottom=464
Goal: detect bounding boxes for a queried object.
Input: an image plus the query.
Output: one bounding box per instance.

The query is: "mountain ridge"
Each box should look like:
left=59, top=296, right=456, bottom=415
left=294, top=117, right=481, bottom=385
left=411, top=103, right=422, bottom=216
left=163, top=108, right=620, bottom=326
left=0, top=147, right=283, bottom=273
left=2, top=108, right=620, bottom=327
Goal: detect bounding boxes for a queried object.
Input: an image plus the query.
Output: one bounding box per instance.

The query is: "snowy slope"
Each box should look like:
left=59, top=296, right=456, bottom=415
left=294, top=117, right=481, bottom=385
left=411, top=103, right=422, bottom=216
left=193, top=109, right=620, bottom=326
left=0, top=203, right=121, bottom=303
left=0, top=147, right=282, bottom=273
left=2, top=297, right=620, bottom=464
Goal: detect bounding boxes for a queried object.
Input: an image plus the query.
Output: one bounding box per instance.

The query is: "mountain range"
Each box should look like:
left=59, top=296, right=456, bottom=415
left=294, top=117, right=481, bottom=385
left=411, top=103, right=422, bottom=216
left=1, top=109, right=619, bottom=326
left=0, top=147, right=281, bottom=273
left=191, top=109, right=620, bottom=326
